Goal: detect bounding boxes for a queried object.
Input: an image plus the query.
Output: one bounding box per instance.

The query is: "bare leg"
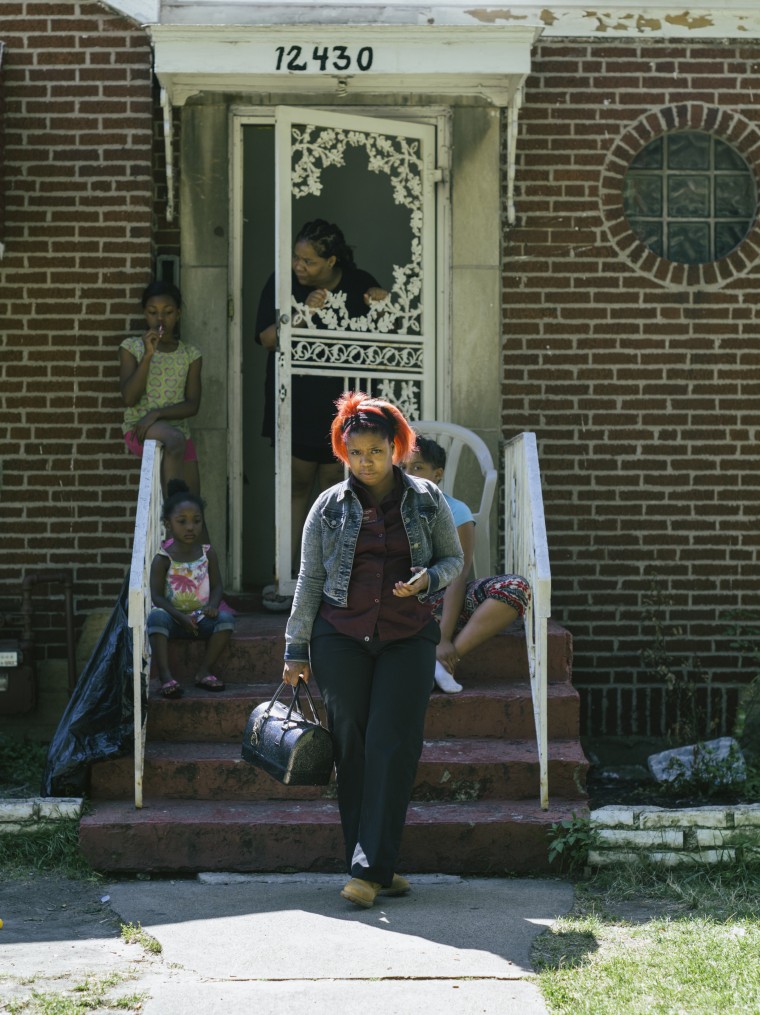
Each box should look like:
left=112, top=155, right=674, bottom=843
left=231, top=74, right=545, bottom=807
left=434, top=600, right=519, bottom=694
left=149, top=633, right=180, bottom=694
left=143, top=421, right=188, bottom=495
left=452, top=600, right=519, bottom=661
left=193, top=630, right=232, bottom=686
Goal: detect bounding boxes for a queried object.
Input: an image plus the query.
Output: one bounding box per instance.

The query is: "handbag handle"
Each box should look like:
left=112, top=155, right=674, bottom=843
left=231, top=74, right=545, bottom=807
left=265, top=678, right=324, bottom=728
left=292, top=677, right=322, bottom=726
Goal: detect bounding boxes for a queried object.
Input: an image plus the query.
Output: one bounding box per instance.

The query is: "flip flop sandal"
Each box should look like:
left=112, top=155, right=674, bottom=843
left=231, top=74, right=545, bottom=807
left=160, top=679, right=183, bottom=698
left=195, top=674, right=225, bottom=692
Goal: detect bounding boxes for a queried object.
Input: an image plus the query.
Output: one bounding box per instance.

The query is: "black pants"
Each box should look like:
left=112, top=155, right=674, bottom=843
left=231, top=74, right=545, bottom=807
left=310, top=615, right=439, bottom=886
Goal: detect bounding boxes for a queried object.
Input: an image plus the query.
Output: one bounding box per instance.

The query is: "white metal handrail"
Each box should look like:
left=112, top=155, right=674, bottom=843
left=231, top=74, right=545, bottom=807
left=127, top=439, right=163, bottom=808
left=503, top=432, right=552, bottom=810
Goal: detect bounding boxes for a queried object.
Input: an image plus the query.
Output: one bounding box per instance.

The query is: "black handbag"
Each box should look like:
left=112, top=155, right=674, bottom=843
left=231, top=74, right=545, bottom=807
left=241, top=678, right=334, bottom=786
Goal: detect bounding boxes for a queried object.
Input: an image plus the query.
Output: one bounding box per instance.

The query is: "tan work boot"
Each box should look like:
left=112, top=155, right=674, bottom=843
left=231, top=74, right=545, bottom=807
left=340, top=877, right=382, bottom=908
left=378, top=874, right=411, bottom=896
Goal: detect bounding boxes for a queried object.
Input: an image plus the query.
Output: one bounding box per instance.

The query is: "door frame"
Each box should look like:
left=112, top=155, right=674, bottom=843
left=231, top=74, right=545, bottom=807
left=228, top=104, right=452, bottom=591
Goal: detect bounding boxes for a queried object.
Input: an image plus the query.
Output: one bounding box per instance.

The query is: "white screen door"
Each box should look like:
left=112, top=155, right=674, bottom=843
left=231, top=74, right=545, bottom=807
left=273, top=106, right=438, bottom=595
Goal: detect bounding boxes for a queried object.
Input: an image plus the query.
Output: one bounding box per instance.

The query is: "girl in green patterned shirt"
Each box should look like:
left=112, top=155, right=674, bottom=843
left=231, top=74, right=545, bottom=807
left=119, top=281, right=203, bottom=496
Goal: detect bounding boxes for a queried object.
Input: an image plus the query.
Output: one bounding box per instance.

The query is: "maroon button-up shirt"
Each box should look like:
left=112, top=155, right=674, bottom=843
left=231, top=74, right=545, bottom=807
left=320, top=469, right=432, bottom=641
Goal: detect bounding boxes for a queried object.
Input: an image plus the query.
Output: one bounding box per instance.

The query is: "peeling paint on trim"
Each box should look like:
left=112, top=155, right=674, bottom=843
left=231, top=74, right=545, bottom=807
left=102, top=2, right=760, bottom=39
left=665, top=12, right=715, bottom=30
left=464, top=5, right=757, bottom=38
left=464, top=7, right=529, bottom=22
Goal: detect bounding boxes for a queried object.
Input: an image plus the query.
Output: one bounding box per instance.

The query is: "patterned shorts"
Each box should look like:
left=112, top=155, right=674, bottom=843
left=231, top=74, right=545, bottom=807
left=146, top=607, right=235, bottom=640
left=427, top=574, right=531, bottom=634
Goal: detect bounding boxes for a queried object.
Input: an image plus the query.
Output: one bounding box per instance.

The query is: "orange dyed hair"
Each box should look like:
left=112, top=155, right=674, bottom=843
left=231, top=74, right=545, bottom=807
left=330, top=391, right=416, bottom=466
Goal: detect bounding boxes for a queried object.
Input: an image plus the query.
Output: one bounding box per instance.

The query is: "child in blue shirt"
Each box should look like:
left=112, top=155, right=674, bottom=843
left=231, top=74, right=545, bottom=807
left=405, top=436, right=531, bottom=692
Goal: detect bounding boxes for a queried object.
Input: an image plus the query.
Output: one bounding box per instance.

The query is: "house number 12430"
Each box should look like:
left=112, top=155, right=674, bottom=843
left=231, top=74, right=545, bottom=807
left=274, top=45, right=374, bottom=72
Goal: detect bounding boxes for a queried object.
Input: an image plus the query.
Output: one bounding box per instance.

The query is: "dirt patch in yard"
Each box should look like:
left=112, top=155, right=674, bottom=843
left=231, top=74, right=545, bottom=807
left=0, top=873, right=163, bottom=1012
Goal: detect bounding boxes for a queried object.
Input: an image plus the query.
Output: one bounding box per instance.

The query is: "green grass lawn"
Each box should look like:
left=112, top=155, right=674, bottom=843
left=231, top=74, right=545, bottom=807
left=533, top=864, right=760, bottom=1015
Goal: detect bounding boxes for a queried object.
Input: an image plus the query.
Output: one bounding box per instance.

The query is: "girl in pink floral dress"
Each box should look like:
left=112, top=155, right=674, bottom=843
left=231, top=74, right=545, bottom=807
left=147, top=480, right=234, bottom=698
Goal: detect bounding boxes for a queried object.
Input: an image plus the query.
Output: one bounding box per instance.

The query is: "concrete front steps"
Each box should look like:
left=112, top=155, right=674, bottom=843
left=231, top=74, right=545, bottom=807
left=80, top=616, right=589, bottom=874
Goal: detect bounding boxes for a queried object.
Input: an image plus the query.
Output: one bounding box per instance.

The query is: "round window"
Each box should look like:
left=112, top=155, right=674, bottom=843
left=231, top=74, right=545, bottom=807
left=623, top=131, right=758, bottom=264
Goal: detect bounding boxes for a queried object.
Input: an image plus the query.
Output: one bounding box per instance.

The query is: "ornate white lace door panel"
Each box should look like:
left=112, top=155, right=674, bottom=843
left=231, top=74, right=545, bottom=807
left=273, top=107, right=437, bottom=592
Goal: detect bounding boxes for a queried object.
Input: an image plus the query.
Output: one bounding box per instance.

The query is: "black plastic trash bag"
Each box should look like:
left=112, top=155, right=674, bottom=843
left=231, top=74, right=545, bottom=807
left=41, top=574, right=145, bottom=797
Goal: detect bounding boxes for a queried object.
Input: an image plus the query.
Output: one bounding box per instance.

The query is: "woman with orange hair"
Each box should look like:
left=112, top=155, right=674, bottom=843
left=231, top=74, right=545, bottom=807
left=282, top=391, right=463, bottom=908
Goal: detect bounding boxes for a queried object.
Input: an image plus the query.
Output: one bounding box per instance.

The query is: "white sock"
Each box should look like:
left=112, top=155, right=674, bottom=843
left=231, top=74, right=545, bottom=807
left=434, top=661, right=462, bottom=694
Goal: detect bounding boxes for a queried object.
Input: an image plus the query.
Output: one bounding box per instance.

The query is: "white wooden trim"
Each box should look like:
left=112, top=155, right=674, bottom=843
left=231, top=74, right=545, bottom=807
left=228, top=118, right=246, bottom=591
left=149, top=24, right=536, bottom=106
left=115, top=1, right=760, bottom=43
left=159, top=88, right=175, bottom=223
left=274, top=108, right=295, bottom=594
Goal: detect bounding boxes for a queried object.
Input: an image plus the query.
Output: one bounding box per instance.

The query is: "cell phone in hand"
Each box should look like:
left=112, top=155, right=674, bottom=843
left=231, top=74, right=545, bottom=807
left=407, top=568, right=428, bottom=586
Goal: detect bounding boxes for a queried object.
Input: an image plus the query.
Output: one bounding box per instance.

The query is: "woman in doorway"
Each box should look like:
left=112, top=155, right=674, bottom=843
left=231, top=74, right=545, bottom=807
left=282, top=391, right=463, bottom=908
left=255, top=220, right=388, bottom=610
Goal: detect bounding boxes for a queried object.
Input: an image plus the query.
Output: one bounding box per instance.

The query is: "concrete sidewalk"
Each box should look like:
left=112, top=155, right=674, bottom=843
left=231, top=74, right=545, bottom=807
left=2, top=873, right=574, bottom=1014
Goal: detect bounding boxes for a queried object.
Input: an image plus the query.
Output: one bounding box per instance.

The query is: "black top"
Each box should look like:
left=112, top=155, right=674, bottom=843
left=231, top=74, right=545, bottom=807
left=254, top=265, right=381, bottom=450
left=319, top=468, right=432, bottom=641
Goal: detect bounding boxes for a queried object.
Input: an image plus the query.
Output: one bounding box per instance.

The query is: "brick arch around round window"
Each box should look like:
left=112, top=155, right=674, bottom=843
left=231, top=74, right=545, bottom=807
left=600, top=103, right=760, bottom=289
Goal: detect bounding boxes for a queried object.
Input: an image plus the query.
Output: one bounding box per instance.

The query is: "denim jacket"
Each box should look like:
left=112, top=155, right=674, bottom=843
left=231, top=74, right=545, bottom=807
left=284, top=468, right=464, bottom=662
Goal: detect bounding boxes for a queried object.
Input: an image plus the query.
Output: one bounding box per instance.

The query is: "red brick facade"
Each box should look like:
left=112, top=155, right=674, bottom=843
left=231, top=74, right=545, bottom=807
left=0, top=2, right=156, bottom=662
left=2, top=9, right=758, bottom=741
left=504, top=39, right=760, bottom=737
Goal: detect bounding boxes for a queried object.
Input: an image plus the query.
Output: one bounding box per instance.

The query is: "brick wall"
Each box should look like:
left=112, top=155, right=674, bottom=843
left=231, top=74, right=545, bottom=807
left=503, top=39, right=760, bottom=738
left=4, top=15, right=759, bottom=743
left=0, top=1, right=157, bottom=665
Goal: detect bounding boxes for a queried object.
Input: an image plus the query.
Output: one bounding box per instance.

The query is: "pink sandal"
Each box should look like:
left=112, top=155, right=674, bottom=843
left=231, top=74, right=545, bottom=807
left=195, top=674, right=225, bottom=692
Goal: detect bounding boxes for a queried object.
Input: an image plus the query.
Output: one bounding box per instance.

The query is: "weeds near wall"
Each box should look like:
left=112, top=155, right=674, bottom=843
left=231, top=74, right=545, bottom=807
left=722, top=609, right=760, bottom=799
left=547, top=813, right=598, bottom=876
left=640, top=571, right=710, bottom=744
left=662, top=741, right=746, bottom=800
left=723, top=610, right=760, bottom=757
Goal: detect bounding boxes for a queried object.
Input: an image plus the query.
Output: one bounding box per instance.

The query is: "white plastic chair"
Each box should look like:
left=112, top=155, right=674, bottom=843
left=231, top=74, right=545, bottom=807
left=413, top=421, right=497, bottom=579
